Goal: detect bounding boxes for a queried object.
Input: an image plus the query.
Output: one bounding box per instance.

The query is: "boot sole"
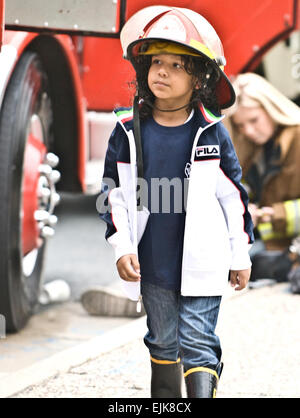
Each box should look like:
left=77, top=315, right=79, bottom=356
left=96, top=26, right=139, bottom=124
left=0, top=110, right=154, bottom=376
left=81, top=288, right=145, bottom=318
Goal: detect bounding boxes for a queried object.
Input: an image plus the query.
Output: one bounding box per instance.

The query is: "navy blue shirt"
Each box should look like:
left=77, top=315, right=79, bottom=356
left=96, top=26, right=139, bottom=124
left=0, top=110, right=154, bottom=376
left=138, top=115, right=195, bottom=290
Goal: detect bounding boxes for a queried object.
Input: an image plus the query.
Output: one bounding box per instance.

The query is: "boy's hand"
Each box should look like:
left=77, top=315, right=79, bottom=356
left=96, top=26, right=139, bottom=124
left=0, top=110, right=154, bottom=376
left=117, top=254, right=141, bottom=282
left=230, top=268, right=251, bottom=291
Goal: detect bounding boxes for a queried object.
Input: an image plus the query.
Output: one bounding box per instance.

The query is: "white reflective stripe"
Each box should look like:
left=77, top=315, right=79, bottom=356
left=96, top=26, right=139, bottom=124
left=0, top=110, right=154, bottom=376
left=257, top=222, right=286, bottom=241
left=258, top=222, right=274, bottom=240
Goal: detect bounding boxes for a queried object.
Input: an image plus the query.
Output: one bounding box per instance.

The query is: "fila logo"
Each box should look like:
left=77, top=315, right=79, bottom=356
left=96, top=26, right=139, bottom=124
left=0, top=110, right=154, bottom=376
left=195, top=145, right=220, bottom=157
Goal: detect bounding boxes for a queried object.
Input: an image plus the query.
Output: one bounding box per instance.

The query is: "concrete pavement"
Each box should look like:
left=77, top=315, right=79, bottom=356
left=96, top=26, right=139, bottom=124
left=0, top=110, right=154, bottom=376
left=2, top=282, right=300, bottom=398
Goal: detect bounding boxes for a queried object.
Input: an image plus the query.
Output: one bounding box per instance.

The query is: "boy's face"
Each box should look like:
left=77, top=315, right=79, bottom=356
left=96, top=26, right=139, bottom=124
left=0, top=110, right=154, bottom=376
left=148, top=54, right=195, bottom=106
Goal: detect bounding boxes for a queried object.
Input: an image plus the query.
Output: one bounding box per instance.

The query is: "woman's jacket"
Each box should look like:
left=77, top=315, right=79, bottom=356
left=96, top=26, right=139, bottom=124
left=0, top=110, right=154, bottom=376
left=233, top=125, right=300, bottom=250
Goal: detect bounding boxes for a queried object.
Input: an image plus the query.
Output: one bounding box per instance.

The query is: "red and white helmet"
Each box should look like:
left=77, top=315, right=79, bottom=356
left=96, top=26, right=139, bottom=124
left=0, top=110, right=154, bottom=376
left=121, top=6, right=235, bottom=109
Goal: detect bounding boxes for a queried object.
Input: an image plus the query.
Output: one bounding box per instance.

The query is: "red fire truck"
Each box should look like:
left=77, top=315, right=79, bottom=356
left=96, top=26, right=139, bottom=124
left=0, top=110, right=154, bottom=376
left=0, top=0, right=299, bottom=332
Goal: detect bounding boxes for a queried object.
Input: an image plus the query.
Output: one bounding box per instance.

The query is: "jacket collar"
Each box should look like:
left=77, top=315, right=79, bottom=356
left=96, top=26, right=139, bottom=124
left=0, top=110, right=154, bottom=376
left=114, top=107, right=134, bottom=131
left=197, top=103, right=224, bottom=127
left=114, top=103, right=224, bottom=131
left=275, top=125, right=299, bottom=162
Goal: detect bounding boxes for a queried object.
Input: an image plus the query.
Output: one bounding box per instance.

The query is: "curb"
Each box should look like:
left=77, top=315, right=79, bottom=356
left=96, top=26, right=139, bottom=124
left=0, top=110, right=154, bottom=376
left=0, top=315, right=147, bottom=398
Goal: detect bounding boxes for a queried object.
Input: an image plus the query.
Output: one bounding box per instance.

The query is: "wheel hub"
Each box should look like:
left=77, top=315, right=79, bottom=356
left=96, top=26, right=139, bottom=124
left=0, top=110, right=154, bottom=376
left=22, top=114, right=60, bottom=276
left=35, top=151, right=60, bottom=239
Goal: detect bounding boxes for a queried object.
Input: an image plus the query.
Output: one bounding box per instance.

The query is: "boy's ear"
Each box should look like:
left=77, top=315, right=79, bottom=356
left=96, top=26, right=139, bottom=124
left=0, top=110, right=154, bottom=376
left=192, top=75, right=200, bottom=90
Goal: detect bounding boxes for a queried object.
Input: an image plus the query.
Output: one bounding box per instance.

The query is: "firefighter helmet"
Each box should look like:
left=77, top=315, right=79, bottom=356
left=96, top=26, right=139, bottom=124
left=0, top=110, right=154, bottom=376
left=121, top=6, right=235, bottom=109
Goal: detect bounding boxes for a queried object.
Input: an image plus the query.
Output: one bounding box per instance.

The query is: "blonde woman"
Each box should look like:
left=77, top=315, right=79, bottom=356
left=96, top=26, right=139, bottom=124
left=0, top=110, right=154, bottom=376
left=226, top=72, right=300, bottom=282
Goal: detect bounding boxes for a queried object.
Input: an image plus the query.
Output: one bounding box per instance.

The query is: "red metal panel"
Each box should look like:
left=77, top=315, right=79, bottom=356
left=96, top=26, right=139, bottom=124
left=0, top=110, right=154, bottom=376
left=217, top=0, right=298, bottom=74
left=82, top=0, right=298, bottom=109
left=81, top=37, right=135, bottom=109
left=124, top=0, right=298, bottom=76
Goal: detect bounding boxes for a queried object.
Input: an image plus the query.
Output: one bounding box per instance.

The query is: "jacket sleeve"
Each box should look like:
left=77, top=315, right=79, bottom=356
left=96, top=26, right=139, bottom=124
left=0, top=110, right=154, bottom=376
left=216, top=124, right=254, bottom=270
left=97, top=123, right=136, bottom=262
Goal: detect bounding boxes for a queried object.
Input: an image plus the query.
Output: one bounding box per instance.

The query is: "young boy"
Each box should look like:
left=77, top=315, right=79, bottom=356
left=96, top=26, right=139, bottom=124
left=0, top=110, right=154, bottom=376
left=98, top=7, right=253, bottom=398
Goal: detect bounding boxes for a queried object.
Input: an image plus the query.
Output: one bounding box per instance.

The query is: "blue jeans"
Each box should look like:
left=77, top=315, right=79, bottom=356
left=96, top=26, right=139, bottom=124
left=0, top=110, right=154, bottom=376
left=141, top=281, right=222, bottom=372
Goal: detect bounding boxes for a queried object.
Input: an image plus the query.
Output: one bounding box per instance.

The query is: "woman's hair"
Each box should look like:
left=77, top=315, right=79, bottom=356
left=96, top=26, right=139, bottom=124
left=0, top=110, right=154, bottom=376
left=132, top=54, right=221, bottom=119
left=226, top=73, right=300, bottom=127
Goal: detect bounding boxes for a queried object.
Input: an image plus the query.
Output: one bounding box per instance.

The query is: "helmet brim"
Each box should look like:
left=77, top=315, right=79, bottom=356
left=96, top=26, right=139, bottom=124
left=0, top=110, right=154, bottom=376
left=127, top=37, right=236, bottom=109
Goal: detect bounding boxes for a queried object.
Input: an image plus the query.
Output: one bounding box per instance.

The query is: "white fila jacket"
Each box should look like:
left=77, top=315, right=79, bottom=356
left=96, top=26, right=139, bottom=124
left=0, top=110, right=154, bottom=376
left=99, top=104, right=254, bottom=299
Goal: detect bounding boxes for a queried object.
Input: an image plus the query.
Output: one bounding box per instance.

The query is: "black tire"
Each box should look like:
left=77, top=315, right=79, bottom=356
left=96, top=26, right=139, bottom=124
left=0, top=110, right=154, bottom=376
left=0, top=51, right=54, bottom=332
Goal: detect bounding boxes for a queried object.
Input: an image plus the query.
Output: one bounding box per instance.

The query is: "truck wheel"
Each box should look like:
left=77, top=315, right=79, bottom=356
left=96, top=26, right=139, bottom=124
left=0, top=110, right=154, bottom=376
left=0, top=51, right=60, bottom=332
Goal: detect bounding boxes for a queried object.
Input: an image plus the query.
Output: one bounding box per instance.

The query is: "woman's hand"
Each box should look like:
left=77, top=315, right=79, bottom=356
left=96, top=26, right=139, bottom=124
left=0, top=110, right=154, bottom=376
left=248, top=203, right=274, bottom=227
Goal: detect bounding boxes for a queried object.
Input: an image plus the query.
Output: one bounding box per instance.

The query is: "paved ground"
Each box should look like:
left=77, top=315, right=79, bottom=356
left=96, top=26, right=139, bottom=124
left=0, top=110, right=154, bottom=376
left=0, top=302, right=132, bottom=374
left=0, top=192, right=133, bottom=384
left=10, top=282, right=300, bottom=398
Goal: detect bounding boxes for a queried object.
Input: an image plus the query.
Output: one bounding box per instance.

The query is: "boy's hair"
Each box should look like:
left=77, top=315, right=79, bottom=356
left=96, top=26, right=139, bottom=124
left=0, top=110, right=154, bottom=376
left=133, top=54, right=221, bottom=119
